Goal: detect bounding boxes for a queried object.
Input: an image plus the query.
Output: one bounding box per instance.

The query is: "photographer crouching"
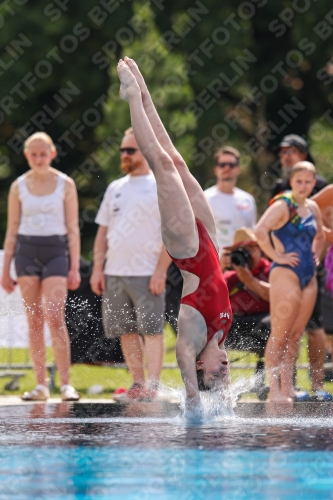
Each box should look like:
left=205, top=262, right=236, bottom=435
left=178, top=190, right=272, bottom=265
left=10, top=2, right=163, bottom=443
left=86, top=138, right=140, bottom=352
left=222, top=228, right=271, bottom=356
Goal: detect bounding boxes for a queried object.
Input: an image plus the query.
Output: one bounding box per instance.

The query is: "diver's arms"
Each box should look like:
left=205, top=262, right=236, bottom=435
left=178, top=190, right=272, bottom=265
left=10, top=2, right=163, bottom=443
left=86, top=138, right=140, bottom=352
left=176, top=304, right=206, bottom=403
left=176, top=336, right=202, bottom=414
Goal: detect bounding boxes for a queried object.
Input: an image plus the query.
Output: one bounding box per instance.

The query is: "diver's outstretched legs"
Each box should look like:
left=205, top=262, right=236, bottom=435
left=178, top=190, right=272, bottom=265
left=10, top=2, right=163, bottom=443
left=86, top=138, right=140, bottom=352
left=117, top=60, right=197, bottom=259
left=124, top=56, right=218, bottom=249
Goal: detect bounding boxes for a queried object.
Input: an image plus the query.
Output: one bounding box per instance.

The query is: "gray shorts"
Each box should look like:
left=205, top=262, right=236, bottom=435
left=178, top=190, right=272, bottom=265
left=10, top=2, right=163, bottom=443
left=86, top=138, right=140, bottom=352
left=102, top=275, right=165, bottom=338
left=15, top=235, right=68, bottom=280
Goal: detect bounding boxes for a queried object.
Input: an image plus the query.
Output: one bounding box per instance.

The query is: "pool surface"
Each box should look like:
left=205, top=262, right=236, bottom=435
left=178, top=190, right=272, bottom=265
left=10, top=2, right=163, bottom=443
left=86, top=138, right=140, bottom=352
left=0, top=402, right=333, bottom=499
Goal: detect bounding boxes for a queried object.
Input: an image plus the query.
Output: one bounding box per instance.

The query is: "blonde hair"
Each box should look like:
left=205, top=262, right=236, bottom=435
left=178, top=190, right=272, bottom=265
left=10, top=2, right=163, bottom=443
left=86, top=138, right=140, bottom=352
left=124, top=127, right=134, bottom=136
left=289, top=161, right=316, bottom=179
left=24, top=132, right=56, bottom=152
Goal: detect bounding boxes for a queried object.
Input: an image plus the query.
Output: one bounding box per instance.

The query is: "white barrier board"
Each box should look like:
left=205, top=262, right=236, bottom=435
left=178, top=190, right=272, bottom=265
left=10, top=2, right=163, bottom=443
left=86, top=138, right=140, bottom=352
left=0, top=250, right=51, bottom=348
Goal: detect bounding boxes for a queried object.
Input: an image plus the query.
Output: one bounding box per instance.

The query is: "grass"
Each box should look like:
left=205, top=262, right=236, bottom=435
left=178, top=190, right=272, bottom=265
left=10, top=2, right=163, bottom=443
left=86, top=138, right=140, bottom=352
left=0, top=325, right=332, bottom=399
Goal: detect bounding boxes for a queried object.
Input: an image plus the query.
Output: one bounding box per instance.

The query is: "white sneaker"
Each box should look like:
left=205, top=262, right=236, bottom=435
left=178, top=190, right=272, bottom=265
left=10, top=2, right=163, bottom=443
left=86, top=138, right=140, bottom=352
left=61, top=384, right=80, bottom=401
left=22, top=384, right=50, bottom=401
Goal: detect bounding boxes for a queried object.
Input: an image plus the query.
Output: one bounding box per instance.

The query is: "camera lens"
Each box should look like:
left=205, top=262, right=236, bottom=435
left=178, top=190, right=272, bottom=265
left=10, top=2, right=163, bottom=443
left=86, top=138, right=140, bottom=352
left=230, top=251, right=247, bottom=267
left=230, top=247, right=252, bottom=267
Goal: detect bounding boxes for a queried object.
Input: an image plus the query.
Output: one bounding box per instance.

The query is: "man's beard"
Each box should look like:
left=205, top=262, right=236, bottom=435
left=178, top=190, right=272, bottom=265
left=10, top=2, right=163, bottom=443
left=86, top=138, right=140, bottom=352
left=120, top=158, right=138, bottom=174
left=282, top=166, right=292, bottom=178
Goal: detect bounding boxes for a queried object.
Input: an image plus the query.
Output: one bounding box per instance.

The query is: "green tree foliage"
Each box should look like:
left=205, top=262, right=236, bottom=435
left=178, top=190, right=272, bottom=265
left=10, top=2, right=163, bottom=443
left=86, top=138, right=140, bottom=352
left=309, top=121, right=333, bottom=183
left=95, top=0, right=196, bottom=185
left=152, top=0, right=333, bottom=206
left=0, top=0, right=134, bottom=247
left=1, top=0, right=333, bottom=247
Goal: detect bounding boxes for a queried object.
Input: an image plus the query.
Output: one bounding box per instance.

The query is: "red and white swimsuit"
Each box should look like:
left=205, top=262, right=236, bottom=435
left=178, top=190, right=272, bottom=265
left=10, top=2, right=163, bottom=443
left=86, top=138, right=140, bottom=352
left=168, top=219, right=232, bottom=345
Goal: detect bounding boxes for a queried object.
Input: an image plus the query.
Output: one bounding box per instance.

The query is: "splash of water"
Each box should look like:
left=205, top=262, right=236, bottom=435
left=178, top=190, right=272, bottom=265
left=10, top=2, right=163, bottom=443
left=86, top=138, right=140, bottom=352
left=158, top=372, right=263, bottom=423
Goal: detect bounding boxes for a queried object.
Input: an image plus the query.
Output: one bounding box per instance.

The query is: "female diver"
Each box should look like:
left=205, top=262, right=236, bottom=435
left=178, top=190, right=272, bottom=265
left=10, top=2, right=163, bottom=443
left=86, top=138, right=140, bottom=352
left=117, top=57, right=232, bottom=414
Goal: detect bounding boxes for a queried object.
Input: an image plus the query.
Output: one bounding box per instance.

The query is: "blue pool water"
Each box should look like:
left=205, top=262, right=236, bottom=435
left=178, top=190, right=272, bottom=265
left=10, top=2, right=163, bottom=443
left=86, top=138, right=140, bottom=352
left=0, top=402, right=333, bottom=499
left=1, top=447, right=333, bottom=499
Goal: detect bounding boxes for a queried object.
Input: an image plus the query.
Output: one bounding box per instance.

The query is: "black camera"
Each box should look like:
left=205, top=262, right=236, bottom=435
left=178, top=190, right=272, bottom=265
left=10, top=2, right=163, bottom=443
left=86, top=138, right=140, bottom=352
left=230, top=247, right=252, bottom=268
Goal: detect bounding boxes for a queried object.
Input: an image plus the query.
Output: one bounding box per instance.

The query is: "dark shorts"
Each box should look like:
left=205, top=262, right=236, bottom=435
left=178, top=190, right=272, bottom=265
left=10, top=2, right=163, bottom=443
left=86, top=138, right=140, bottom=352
left=321, top=286, right=333, bottom=334
left=15, top=234, right=68, bottom=280
left=102, top=275, right=165, bottom=338
left=320, top=266, right=333, bottom=334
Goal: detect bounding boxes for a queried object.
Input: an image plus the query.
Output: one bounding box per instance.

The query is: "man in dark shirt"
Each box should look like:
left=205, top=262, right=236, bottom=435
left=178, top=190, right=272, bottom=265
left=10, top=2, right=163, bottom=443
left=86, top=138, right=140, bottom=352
left=270, top=134, right=329, bottom=400
left=223, top=228, right=271, bottom=355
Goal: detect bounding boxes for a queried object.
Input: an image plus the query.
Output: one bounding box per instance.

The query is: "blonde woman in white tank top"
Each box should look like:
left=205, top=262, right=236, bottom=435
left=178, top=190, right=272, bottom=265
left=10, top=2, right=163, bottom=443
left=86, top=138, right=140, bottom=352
left=1, top=132, right=81, bottom=401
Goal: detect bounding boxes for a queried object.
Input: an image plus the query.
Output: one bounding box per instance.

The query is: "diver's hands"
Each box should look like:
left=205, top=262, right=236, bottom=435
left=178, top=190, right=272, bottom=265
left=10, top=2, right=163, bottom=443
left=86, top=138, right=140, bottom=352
left=275, top=252, right=300, bottom=267
left=185, top=395, right=203, bottom=422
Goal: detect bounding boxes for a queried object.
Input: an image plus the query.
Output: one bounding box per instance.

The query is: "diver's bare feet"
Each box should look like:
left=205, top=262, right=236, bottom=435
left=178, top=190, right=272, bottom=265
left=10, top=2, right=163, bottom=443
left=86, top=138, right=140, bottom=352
left=124, top=56, right=148, bottom=96
left=117, top=59, right=140, bottom=102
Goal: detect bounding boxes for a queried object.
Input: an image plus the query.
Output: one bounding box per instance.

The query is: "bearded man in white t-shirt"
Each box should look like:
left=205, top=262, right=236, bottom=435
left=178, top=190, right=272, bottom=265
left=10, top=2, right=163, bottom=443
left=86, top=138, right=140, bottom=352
left=204, top=146, right=257, bottom=270
left=90, top=127, right=171, bottom=401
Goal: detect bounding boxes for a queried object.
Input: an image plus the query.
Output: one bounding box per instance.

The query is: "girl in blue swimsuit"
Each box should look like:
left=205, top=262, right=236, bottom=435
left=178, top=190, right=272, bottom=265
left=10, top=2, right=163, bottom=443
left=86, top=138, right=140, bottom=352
left=255, top=162, right=325, bottom=402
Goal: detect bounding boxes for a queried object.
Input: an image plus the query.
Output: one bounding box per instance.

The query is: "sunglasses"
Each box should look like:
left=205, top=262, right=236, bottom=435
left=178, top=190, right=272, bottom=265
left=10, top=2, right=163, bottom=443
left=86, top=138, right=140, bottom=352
left=119, top=148, right=138, bottom=155
left=216, top=162, right=238, bottom=168
left=279, top=147, right=299, bottom=157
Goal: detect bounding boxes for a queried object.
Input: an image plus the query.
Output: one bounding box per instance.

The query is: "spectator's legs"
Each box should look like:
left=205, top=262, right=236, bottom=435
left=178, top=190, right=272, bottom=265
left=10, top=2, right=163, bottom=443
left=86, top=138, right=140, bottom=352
left=307, top=328, right=326, bottom=391
left=42, top=276, right=70, bottom=387
left=18, top=276, right=46, bottom=386
left=326, top=334, right=333, bottom=354
left=121, top=334, right=164, bottom=388
left=145, top=334, right=164, bottom=386
left=268, top=269, right=302, bottom=402
left=280, top=277, right=317, bottom=398
left=121, top=333, right=145, bottom=385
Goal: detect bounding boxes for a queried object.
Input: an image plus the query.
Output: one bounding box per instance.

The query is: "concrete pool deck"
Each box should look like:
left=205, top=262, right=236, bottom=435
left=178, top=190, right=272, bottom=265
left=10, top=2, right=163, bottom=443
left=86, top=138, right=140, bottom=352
left=0, top=395, right=182, bottom=405
left=0, top=396, right=121, bottom=405
left=0, top=397, right=332, bottom=420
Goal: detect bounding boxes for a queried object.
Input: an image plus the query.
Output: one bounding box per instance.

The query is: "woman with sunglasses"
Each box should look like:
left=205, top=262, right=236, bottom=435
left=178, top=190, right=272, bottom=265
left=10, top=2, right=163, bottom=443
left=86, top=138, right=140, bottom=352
left=117, top=57, right=232, bottom=417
